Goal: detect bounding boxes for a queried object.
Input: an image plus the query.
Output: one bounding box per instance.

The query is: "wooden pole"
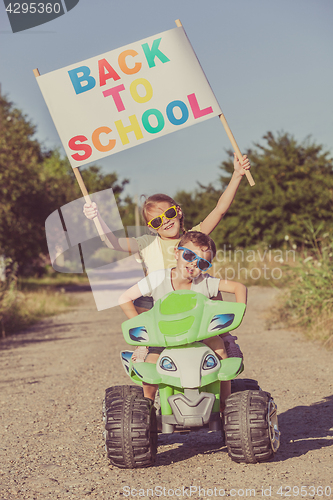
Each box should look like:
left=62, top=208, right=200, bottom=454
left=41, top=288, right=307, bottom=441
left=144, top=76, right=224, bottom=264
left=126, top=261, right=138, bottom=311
left=175, top=20, right=255, bottom=187
left=33, top=68, right=107, bottom=241
left=219, top=114, right=255, bottom=186
left=134, top=195, right=140, bottom=238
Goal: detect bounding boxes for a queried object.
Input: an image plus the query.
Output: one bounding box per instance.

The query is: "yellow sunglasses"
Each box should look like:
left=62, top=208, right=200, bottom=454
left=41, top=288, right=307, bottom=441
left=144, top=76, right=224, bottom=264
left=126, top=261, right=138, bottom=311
left=147, top=205, right=178, bottom=229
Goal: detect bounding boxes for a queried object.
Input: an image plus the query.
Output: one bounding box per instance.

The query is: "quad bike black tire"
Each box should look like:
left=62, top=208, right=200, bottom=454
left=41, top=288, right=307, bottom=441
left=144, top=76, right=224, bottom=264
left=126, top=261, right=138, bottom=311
left=104, top=394, right=157, bottom=469
left=221, top=380, right=260, bottom=444
left=224, top=389, right=280, bottom=464
left=231, top=378, right=260, bottom=393
left=104, top=385, right=143, bottom=411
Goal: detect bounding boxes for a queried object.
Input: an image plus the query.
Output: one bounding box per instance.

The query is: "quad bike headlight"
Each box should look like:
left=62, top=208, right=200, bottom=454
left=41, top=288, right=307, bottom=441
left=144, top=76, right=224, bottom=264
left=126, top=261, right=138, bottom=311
left=160, top=356, right=177, bottom=371
left=202, top=354, right=218, bottom=370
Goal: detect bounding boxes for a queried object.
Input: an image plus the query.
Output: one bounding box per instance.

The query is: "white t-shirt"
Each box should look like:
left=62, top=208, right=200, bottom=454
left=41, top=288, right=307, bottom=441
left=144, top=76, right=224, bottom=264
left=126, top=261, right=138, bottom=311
left=135, top=223, right=201, bottom=275
left=138, top=268, right=220, bottom=303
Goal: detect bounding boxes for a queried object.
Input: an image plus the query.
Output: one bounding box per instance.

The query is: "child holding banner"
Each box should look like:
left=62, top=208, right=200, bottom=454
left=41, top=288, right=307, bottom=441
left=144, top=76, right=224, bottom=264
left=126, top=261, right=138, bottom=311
left=83, top=152, right=250, bottom=358
left=84, top=152, right=250, bottom=271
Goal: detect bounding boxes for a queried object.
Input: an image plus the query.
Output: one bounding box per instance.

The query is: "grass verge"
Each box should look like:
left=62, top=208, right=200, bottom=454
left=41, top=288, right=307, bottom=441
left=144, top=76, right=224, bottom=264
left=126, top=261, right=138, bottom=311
left=212, top=234, right=333, bottom=349
left=1, top=288, right=78, bottom=337
left=276, top=226, right=333, bottom=349
left=1, top=267, right=85, bottom=338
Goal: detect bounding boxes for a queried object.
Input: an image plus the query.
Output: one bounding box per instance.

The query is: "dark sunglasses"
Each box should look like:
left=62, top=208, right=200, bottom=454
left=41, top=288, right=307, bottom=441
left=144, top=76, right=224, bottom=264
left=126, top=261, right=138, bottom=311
left=147, top=205, right=178, bottom=230
left=178, top=246, right=212, bottom=271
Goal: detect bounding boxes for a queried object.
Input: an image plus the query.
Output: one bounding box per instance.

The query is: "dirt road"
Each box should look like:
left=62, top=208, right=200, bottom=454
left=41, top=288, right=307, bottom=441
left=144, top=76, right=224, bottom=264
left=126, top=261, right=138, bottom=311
left=0, top=287, right=332, bottom=500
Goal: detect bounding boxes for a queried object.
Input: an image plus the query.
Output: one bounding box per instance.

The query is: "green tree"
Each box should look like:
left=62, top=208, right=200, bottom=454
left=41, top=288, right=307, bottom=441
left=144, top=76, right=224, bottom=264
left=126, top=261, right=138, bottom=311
left=0, top=94, right=51, bottom=270
left=41, top=150, right=130, bottom=215
left=0, top=94, right=130, bottom=273
left=176, top=132, right=333, bottom=248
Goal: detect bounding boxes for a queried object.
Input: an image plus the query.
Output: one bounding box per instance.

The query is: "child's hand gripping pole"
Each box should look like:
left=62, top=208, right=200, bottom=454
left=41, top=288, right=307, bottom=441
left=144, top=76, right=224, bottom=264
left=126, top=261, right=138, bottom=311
left=33, top=67, right=108, bottom=243
left=72, top=167, right=108, bottom=243
left=175, top=20, right=255, bottom=187
left=219, top=114, right=255, bottom=187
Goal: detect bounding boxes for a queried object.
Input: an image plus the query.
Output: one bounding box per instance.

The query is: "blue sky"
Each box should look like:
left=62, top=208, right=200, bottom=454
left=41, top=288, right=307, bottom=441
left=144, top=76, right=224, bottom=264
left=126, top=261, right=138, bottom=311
left=1, top=0, right=332, bottom=200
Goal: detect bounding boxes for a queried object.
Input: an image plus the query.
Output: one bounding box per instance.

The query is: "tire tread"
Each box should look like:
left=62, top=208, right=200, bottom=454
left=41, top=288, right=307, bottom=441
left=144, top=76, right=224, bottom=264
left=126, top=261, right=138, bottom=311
left=104, top=389, right=157, bottom=469
left=225, top=389, right=275, bottom=464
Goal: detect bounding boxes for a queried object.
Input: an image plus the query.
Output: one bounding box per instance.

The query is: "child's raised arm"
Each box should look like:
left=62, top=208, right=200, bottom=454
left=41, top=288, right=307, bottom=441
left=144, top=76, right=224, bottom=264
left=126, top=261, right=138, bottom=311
left=118, top=284, right=143, bottom=319
left=218, top=279, right=248, bottom=304
left=83, top=202, right=139, bottom=253
left=201, top=154, right=250, bottom=235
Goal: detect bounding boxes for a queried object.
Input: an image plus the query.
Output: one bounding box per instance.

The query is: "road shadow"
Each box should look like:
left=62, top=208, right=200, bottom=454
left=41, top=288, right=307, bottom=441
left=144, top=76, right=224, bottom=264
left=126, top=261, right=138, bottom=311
left=276, top=395, right=333, bottom=460
left=153, top=395, right=333, bottom=465
left=0, top=334, right=80, bottom=351
left=62, top=283, right=92, bottom=293
left=155, top=429, right=227, bottom=466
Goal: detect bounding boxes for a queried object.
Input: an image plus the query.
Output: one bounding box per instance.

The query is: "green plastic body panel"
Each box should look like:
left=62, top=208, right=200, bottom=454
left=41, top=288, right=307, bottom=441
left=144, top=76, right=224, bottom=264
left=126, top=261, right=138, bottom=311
left=202, top=380, right=221, bottom=412
left=159, top=384, right=174, bottom=415
left=217, top=357, right=244, bottom=381
left=122, top=290, right=246, bottom=347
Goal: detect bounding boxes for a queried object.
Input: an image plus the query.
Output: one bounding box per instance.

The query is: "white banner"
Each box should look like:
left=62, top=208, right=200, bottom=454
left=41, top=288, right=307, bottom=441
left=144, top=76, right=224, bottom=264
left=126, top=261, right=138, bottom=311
left=36, top=26, right=221, bottom=167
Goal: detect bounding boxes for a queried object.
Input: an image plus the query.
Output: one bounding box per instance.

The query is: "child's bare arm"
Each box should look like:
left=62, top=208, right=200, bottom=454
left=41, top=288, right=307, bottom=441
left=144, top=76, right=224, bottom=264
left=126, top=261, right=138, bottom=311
left=119, top=284, right=142, bottom=319
left=84, top=202, right=139, bottom=253
left=218, top=280, right=248, bottom=304
left=200, top=154, right=250, bottom=235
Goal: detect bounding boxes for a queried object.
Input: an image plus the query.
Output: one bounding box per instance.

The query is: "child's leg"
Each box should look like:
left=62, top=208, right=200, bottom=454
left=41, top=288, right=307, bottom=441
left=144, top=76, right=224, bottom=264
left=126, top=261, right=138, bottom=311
left=220, top=381, right=231, bottom=413
left=203, top=335, right=227, bottom=360
left=132, top=297, right=153, bottom=359
left=203, top=336, right=231, bottom=411
left=142, top=352, right=159, bottom=401
left=132, top=346, right=148, bottom=362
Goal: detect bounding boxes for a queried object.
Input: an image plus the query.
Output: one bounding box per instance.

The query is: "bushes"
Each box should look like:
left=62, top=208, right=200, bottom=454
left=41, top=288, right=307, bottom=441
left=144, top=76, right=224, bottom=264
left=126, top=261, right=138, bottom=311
left=0, top=258, right=19, bottom=337
left=279, top=223, right=333, bottom=348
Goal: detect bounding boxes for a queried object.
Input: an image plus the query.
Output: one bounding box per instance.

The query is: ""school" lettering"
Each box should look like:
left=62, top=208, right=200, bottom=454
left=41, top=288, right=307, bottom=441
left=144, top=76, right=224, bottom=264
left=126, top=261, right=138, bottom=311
left=68, top=92, right=213, bottom=160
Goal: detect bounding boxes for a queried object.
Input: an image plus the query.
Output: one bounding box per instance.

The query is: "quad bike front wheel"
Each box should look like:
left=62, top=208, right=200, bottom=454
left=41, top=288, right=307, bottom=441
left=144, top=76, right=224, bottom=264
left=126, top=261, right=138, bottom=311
left=231, top=378, right=260, bottom=393
left=104, top=392, right=157, bottom=468
left=103, top=384, right=143, bottom=412
left=224, top=389, right=280, bottom=464
left=103, top=385, right=144, bottom=448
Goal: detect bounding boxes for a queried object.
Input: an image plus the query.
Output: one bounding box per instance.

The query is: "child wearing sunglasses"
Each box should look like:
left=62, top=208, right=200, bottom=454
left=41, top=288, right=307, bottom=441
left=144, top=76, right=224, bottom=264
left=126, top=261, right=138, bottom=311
left=84, top=155, right=250, bottom=360
left=83, top=154, right=250, bottom=308
left=119, top=231, right=247, bottom=409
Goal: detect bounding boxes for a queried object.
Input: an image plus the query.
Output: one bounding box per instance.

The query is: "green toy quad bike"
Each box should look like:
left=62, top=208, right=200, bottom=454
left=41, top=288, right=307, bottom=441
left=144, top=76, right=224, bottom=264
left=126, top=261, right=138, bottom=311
left=103, top=290, right=280, bottom=468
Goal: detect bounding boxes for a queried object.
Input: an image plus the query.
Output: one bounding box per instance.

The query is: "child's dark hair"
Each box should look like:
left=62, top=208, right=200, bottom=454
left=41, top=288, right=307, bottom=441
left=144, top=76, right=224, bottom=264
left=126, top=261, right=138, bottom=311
left=141, top=193, right=185, bottom=233
left=178, top=231, right=216, bottom=260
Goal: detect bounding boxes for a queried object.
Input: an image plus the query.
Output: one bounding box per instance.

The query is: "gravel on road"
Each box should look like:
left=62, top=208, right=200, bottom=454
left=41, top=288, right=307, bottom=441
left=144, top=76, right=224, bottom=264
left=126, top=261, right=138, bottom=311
left=0, top=287, right=332, bottom=500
